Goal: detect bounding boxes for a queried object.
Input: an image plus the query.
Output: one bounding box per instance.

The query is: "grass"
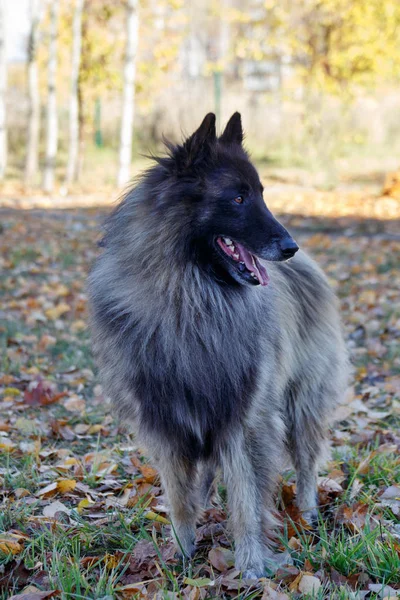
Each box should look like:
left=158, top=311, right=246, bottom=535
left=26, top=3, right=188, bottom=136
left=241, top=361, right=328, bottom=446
left=0, top=202, right=400, bottom=599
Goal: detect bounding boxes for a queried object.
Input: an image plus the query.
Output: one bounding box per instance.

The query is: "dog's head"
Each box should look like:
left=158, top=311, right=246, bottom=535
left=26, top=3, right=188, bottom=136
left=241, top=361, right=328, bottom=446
left=158, top=112, right=298, bottom=287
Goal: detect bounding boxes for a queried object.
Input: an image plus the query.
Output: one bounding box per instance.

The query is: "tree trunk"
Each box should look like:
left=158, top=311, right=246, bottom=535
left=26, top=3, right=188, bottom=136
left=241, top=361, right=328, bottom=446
left=43, top=0, right=59, bottom=192
left=66, top=0, right=83, bottom=185
left=25, top=0, right=42, bottom=186
left=117, top=0, right=139, bottom=187
left=0, top=0, right=7, bottom=180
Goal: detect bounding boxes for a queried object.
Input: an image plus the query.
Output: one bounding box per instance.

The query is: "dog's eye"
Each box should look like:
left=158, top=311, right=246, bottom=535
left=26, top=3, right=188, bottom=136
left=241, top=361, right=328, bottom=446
left=234, top=195, right=244, bottom=204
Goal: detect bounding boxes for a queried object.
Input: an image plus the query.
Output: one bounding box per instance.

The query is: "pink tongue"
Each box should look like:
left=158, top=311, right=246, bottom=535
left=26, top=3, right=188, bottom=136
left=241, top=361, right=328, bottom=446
left=235, top=242, right=270, bottom=286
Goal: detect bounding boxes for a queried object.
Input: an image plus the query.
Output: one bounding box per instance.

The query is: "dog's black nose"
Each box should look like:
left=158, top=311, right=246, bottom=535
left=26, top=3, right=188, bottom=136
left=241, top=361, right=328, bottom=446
left=280, top=238, right=299, bottom=259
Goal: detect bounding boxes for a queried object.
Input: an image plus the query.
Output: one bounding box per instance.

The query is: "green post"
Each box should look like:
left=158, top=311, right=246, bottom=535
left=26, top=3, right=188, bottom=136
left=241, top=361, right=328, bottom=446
left=213, top=71, right=222, bottom=127
left=94, top=97, right=103, bottom=147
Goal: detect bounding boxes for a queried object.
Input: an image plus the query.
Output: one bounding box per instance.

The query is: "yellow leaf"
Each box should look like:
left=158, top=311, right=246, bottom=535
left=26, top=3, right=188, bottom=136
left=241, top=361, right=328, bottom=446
left=88, top=424, right=103, bottom=434
left=3, top=387, right=21, bottom=396
left=0, top=536, right=23, bottom=555
left=45, top=302, right=71, bottom=320
left=183, top=577, right=214, bottom=587
left=77, top=498, right=93, bottom=513
left=57, top=479, right=77, bottom=494
left=104, top=553, right=120, bottom=569
left=144, top=511, right=170, bottom=524
left=63, top=457, right=79, bottom=466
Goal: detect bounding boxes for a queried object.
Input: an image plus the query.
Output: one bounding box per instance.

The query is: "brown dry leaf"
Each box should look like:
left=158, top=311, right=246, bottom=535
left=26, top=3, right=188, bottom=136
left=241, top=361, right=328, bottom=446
left=14, top=488, right=31, bottom=498
left=63, top=395, right=86, bottom=413
left=379, top=485, right=400, bottom=515
left=42, top=501, right=71, bottom=518
left=117, top=583, right=148, bottom=599
left=8, top=587, right=57, bottom=600
left=280, top=482, right=296, bottom=506
left=298, top=574, right=321, bottom=594
left=262, top=584, right=290, bottom=600
left=37, top=482, right=58, bottom=498
left=139, top=464, right=159, bottom=483
left=80, top=556, right=100, bottom=568
left=208, top=547, right=235, bottom=572
left=287, top=537, right=302, bottom=552
left=289, top=571, right=313, bottom=592
left=318, top=477, right=343, bottom=493
left=336, top=502, right=370, bottom=532
left=24, top=380, right=66, bottom=407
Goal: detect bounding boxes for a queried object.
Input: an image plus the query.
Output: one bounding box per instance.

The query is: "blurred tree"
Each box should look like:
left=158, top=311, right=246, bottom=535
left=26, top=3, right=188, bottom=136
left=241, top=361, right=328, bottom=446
left=66, top=0, right=84, bottom=185
left=286, top=0, right=400, bottom=92
left=232, top=0, right=400, bottom=94
left=0, top=0, right=6, bottom=179
left=118, top=0, right=139, bottom=186
left=25, top=0, right=42, bottom=186
left=43, top=0, right=60, bottom=192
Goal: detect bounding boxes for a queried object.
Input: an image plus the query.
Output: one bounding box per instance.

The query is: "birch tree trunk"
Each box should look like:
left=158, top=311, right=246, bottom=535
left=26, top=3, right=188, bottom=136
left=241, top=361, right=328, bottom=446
left=66, top=0, right=83, bottom=185
left=0, top=0, right=7, bottom=180
left=117, top=0, right=139, bottom=187
left=25, top=0, right=41, bottom=185
left=43, top=0, right=59, bottom=192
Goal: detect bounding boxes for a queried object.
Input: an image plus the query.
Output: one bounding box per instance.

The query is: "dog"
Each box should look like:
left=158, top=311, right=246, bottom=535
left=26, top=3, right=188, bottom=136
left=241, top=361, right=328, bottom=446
left=88, top=112, right=349, bottom=578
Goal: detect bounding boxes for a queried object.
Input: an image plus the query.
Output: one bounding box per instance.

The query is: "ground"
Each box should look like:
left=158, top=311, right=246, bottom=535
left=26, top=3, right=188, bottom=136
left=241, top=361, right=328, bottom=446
left=0, top=177, right=400, bottom=600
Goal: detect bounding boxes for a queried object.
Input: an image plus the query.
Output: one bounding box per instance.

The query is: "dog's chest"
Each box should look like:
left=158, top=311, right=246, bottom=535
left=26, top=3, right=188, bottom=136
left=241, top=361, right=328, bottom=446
left=131, top=304, right=262, bottom=457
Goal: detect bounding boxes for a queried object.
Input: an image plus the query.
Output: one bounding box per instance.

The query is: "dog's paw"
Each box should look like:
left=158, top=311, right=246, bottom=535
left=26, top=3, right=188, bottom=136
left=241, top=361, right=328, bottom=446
left=175, top=541, right=196, bottom=560
left=301, top=508, right=318, bottom=527
left=172, top=526, right=196, bottom=560
left=242, top=568, right=264, bottom=580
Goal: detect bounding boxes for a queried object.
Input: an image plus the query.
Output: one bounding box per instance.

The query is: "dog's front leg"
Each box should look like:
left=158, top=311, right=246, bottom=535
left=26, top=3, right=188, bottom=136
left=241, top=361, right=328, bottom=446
left=156, top=453, right=199, bottom=559
left=220, top=428, right=279, bottom=579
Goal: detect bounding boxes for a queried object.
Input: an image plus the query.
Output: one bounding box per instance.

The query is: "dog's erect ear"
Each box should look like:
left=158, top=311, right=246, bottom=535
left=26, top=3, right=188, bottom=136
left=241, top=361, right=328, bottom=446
left=220, top=112, right=243, bottom=145
left=163, top=113, right=216, bottom=173
left=183, top=113, right=216, bottom=157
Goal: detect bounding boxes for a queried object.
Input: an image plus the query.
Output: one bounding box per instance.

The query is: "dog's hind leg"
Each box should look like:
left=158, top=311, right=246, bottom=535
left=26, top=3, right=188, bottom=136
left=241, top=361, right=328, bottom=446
left=155, top=453, right=199, bottom=559
left=286, top=380, right=330, bottom=523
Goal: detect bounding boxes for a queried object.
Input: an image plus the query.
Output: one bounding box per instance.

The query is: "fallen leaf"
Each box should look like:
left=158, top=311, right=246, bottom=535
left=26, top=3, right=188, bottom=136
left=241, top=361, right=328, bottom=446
left=8, top=586, right=57, bottom=600
left=56, top=479, right=76, bottom=494
left=298, top=574, right=321, bottom=594
left=183, top=577, right=214, bottom=588
left=37, top=482, right=58, bottom=498
left=42, top=501, right=71, bottom=518
left=0, top=535, right=23, bottom=555
left=144, top=510, right=169, bottom=524
left=208, top=547, right=235, bottom=572
left=24, top=380, right=66, bottom=407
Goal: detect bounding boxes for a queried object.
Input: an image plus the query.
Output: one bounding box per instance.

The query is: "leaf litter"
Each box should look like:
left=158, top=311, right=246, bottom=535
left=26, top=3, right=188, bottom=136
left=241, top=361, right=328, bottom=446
left=0, top=201, right=399, bottom=598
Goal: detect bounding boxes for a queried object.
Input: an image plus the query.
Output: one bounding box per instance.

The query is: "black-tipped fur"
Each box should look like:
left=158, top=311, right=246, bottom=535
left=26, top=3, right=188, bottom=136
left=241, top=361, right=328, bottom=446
left=88, top=113, right=349, bottom=577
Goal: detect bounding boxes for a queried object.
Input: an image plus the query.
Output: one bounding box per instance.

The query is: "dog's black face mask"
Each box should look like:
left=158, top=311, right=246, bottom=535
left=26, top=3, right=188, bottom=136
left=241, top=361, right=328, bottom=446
left=168, top=113, right=298, bottom=287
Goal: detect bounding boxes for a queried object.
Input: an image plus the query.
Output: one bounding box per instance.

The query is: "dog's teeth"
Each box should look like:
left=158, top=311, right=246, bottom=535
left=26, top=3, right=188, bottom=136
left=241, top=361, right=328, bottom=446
left=240, top=261, right=245, bottom=265
left=224, top=237, right=233, bottom=246
left=233, top=253, right=239, bottom=260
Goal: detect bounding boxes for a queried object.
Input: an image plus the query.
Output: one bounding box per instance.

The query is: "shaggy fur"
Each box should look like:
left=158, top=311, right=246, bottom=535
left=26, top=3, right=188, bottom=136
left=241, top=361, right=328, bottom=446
left=88, top=113, right=349, bottom=578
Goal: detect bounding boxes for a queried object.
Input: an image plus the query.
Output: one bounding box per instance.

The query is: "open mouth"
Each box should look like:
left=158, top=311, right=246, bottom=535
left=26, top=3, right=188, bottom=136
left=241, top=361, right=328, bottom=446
left=216, top=237, right=270, bottom=286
